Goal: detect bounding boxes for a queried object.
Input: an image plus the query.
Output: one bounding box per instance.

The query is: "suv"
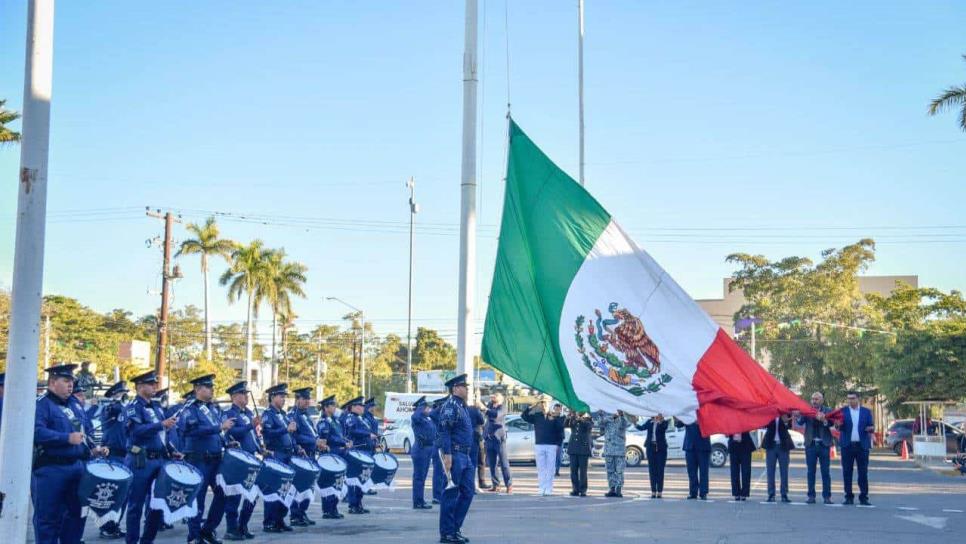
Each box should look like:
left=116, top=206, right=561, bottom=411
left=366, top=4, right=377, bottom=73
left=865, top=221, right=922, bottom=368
left=885, top=419, right=914, bottom=455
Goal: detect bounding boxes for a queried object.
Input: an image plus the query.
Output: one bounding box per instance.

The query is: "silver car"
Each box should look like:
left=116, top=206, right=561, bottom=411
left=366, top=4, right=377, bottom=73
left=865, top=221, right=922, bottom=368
left=505, top=415, right=570, bottom=466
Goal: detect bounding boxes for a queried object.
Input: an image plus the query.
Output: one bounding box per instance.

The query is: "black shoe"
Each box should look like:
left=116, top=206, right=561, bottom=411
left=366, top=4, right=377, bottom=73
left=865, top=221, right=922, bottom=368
left=99, top=528, right=126, bottom=539
left=615, top=486, right=623, bottom=498
left=223, top=530, right=246, bottom=542
left=279, top=523, right=294, bottom=532
left=781, top=496, right=791, bottom=503
left=604, top=488, right=617, bottom=497
left=699, top=495, right=707, bottom=500
left=806, top=497, right=816, bottom=504
left=200, top=530, right=223, bottom=544
left=823, top=498, right=833, bottom=505
left=686, top=495, right=697, bottom=500
left=843, top=497, right=854, bottom=505
left=262, top=525, right=281, bottom=534
left=414, top=503, right=433, bottom=510
left=740, top=496, right=747, bottom=501
left=859, top=498, right=871, bottom=506
left=241, top=527, right=255, bottom=540
left=365, top=490, right=378, bottom=495
left=456, top=531, right=470, bottom=543
left=160, top=523, right=174, bottom=532
left=439, top=536, right=462, bottom=544
left=766, top=495, right=776, bottom=503
left=579, top=492, right=587, bottom=497
left=432, top=499, right=441, bottom=504
left=290, top=518, right=310, bottom=527
left=323, top=511, right=341, bottom=519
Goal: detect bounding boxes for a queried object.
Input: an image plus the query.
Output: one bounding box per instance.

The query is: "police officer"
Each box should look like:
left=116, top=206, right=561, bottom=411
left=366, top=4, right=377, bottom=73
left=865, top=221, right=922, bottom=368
left=125, top=371, right=180, bottom=544
left=437, top=374, right=475, bottom=544
left=183, top=374, right=234, bottom=544
left=410, top=396, right=435, bottom=510
left=261, top=383, right=297, bottom=533
left=363, top=398, right=381, bottom=496
left=289, top=387, right=324, bottom=526
left=33, top=364, right=108, bottom=544
left=167, top=389, right=193, bottom=455
left=100, top=381, right=131, bottom=539
left=483, top=392, right=511, bottom=493
left=429, top=396, right=448, bottom=504
left=316, top=395, right=349, bottom=519
left=222, top=381, right=261, bottom=541
left=343, top=396, right=376, bottom=514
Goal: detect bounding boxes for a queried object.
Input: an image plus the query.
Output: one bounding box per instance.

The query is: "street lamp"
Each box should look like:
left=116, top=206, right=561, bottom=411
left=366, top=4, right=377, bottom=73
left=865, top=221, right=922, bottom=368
left=406, top=177, right=419, bottom=394
left=326, top=296, right=366, bottom=397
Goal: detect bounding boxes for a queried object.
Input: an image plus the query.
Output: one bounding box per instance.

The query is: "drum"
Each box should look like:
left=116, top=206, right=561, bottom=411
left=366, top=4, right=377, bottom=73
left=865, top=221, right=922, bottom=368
left=78, top=459, right=134, bottom=527
left=289, top=456, right=322, bottom=502
left=254, top=458, right=296, bottom=506
left=344, top=450, right=375, bottom=492
left=149, top=461, right=203, bottom=524
left=216, top=448, right=262, bottom=500
left=370, top=452, right=399, bottom=490
left=316, top=454, right=347, bottom=498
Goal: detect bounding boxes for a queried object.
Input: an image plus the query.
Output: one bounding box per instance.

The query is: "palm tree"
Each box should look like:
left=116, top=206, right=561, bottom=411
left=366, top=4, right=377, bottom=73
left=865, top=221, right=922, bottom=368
left=928, top=55, right=966, bottom=132
left=256, top=249, right=308, bottom=383
left=175, top=217, right=236, bottom=361
left=0, top=99, right=21, bottom=143
left=219, top=240, right=270, bottom=386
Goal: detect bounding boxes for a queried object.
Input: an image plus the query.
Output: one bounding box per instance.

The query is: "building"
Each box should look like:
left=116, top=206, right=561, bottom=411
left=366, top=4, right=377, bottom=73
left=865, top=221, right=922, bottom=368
left=118, top=340, right=152, bottom=369
left=224, top=358, right=273, bottom=399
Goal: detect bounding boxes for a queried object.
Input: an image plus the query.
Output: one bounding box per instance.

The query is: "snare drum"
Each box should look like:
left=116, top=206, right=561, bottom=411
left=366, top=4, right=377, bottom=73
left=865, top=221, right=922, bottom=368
left=78, top=459, right=134, bottom=527
left=254, top=458, right=296, bottom=507
left=149, top=461, right=203, bottom=524
left=370, top=452, right=399, bottom=490
left=344, top=450, right=375, bottom=492
left=216, top=448, right=262, bottom=501
left=316, top=454, right=348, bottom=498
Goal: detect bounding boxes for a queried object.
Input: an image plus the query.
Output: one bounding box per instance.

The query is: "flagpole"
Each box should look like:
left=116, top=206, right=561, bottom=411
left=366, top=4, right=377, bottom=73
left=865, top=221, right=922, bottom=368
left=577, top=0, right=585, bottom=186
left=0, top=0, right=55, bottom=540
left=457, top=0, right=479, bottom=402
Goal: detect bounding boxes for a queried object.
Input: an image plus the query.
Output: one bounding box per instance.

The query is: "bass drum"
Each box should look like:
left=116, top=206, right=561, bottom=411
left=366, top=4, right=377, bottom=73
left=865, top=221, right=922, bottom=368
left=370, top=452, right=399, bottom=490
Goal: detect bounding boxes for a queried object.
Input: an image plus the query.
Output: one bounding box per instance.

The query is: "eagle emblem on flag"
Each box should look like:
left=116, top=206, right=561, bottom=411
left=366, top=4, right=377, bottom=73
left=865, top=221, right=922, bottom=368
left=575, top=302, right=672, bottom=396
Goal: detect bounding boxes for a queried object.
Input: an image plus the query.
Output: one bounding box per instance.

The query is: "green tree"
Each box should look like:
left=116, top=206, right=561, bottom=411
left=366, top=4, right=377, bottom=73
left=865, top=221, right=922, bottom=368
left=928, top=54, right=966, bottom=132
left=0, top=99, right=20, bottom=143
left=175, top=217, right=236, bottom=362
left=411, top=327, right=457, bottom=371
left=220, top=240, right=270, bottom=385
left=256, top=249, right=307, bottom=383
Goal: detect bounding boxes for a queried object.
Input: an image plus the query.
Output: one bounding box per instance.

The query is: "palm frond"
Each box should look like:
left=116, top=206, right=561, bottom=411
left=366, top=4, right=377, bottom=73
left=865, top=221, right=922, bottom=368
left=927, top=85, right=966, bottom=115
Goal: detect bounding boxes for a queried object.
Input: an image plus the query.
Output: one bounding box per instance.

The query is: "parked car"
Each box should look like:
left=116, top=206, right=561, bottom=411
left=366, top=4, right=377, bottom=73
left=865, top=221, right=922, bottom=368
left=885, top=419, right=915, bottom=455
left=505, top=414, right=571, bottom=466
left=592, top=417, right=805, bottom=468
left=381, top=419, right=415, bottom=453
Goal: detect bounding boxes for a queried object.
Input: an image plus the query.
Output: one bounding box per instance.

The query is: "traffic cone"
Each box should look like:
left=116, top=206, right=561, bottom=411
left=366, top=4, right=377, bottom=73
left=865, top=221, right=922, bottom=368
left=900, top=440, right=909, bottom=460
left=829, top=445, right=837, bottom=460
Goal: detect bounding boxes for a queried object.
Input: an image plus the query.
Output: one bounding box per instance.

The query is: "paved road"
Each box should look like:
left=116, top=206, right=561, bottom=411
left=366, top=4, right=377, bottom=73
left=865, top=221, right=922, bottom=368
left=75, top=451, right=965, bottom=543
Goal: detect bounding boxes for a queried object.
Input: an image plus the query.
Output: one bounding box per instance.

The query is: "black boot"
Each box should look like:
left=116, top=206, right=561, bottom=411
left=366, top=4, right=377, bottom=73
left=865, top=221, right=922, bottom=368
left=605, top=487, right=617, bottom=497
left=615, top=486, right=623, bottom=498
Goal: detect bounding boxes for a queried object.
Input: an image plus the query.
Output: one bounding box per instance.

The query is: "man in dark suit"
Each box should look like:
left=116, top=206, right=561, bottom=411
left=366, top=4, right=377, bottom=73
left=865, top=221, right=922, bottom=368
left=796, top=392, right=834, bottom=504
left=728, top=431, right=755, bottom=501
left=836, top=391, right=875, bottom=505
left=762, top=413, right=795, bottom=503
left=677, top=419, right=711, bottom=500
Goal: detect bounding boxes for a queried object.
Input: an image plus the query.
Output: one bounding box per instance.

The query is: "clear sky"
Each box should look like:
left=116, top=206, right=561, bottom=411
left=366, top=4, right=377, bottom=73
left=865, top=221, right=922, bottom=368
left=2, top=1, right=965, bottom=346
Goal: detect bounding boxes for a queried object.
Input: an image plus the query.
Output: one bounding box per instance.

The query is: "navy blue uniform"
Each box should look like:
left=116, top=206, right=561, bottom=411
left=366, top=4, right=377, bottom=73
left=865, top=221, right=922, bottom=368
left=124, top=395, right=171, bottom=544
left=437, top=396, right=475, bottom=538
left=411, top=409, right=437, bottom=507
left=317, top=415, right=348, bottom=515
left=32, top=392, right=93, bottom=544
left=182, top=401, right=227, bottom=540
left=289, top=406, right=320, bottom=520
left=430, top=401, right=446, bottom=502
left=261, top=405, right=295, bottom=527
left=99, top=399, right=129, bottom=535
left=484, top=402, right=511, bottom=487
left=166, top=402, right=184, bottom=453
left=343, top=412, right=373, bottom=508
left=223, top=404, right=259, bottom=534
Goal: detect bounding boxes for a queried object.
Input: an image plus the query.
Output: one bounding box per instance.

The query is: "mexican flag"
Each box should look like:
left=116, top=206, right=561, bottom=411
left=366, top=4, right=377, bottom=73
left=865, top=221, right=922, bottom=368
left=481, top=121, right=812, bottom=435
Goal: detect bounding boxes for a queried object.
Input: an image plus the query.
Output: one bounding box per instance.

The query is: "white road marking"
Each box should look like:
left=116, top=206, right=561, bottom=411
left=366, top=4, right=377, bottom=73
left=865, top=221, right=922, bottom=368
left=942, top=509, right=963, bottom=513
left=896, top=514, right=947, bottom=530
left=896, top=506, right=919, bottom=511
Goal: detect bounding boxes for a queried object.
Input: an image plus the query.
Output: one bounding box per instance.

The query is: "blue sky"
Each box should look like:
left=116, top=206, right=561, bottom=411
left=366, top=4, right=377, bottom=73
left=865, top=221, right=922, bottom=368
left=2, top=1, right=965, bottom=345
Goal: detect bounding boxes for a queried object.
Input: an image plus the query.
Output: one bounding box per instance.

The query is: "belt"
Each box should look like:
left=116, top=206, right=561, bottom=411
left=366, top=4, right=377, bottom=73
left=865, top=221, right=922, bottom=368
left=108, top=447, right=127, bottom=457
left=452, top=444, right=471, bottom=454
left=34, top=455, right=81, bottom=469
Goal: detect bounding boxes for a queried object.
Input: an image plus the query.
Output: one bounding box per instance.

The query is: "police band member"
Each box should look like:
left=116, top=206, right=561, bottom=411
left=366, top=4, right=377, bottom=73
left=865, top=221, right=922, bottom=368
left=182, top=374, right=235, bottom=544
left=223, top=381, right=261, bottom=541
left=289, top=387, right=324, bottom=526
left=124, top=371, right=179, bottom=544
left=343, top=396, right=377, bottom=514
left=429, top=396, right=448, bottom=504
left=33, top=364, right=108, bottom=544
left=437, top=373, right=475, bottom=544
left=316, top=395, right=350, bottom=519
left=410, top=396, right=435, bottom=510
left=363, top=397, right=381, bottom=496
left=99, top=381, right=131, bottom=539
left=261, top=383, right=297, bottom=533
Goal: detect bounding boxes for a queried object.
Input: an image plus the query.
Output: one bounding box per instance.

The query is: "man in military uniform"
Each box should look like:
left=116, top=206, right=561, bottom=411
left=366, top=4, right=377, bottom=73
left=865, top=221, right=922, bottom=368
left=429, top=396, right=448, bottom=504
left=594, top=410, right=633, bottom=498
left=33, top=364, right=108, bottom=544
left=261, top=383, right=297, bottom=533
left=182, top=374, right=235, bottom=544
left=316, top=395, right=349, bottom=519
left=289, top=387, right=324, bottom=526
left=437, top=374, right=475, bottom=544
left=100, top=381, right=131, bottom=539
left=124, top=371, right=179, bottom=544
left=343, top=396, right=377, bottom=514
left=410, top=396, right=436, bottom=509
left=222, top=381, right=261, bottom=541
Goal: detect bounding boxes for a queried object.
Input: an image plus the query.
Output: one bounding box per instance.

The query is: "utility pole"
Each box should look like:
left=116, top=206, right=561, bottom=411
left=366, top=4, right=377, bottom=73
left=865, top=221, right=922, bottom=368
left=146, top=208, right=181, bottom=387
left=457, top=0, right=479, bottom=404
left=0, top=1, right=55, bottom=540
left=406, top=177, right=419, bottom=394
left=577, top=0, right=586, bottom=186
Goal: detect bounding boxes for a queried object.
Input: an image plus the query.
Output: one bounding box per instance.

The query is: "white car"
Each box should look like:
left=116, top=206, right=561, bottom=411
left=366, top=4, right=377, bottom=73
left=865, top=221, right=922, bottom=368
left=505, top=415, right=571, bottom=466
left=593, top=417, right=805, bottom=468
left=381, top=419, right=415, bottom=454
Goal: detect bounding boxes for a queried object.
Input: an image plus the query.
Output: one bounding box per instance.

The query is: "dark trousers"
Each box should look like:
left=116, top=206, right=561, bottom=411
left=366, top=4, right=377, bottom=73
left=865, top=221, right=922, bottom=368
left=685, top=449, right=710, bottom=497
left=432, top=447, right=446, bottom=501
left=569, top=454, right=589, bottom=494
left=485, top=438, right=512, bottom=486
left=411, top=444, right=432, bottom=506
left=555, top=442, right=564, bottom=475
left=729, top=450, right=752, bottom=498
left=765, top=447, right=790, bottom=498
left=224, top=495, right=256, bottom=532
left=647, top=446, right=667, bottom=493
left=805, top=442, right=832, bottom=499
left=841, top=442, right=870, bottom=500
left=439, top=452, right=475, bottom=537
left=322, top=495, right=340, bottom=515
left=187, top=458, right=227, bottom=540
left=32, top=461, right=86, bottom=544
left=124, top=457, right=164, bottom=544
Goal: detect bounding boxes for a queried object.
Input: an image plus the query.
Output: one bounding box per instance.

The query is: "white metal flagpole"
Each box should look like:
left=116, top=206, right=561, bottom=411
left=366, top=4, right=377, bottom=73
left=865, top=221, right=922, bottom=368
left=457, top=0, right=479, bottom=402
left=578, top=0, right=586, bottom=186
left=0, top=0, right=55, bottom=539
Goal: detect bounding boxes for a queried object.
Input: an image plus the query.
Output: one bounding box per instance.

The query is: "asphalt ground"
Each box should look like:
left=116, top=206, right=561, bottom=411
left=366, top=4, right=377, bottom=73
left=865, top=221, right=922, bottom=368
left=71, top=451, right=965, bottom=544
